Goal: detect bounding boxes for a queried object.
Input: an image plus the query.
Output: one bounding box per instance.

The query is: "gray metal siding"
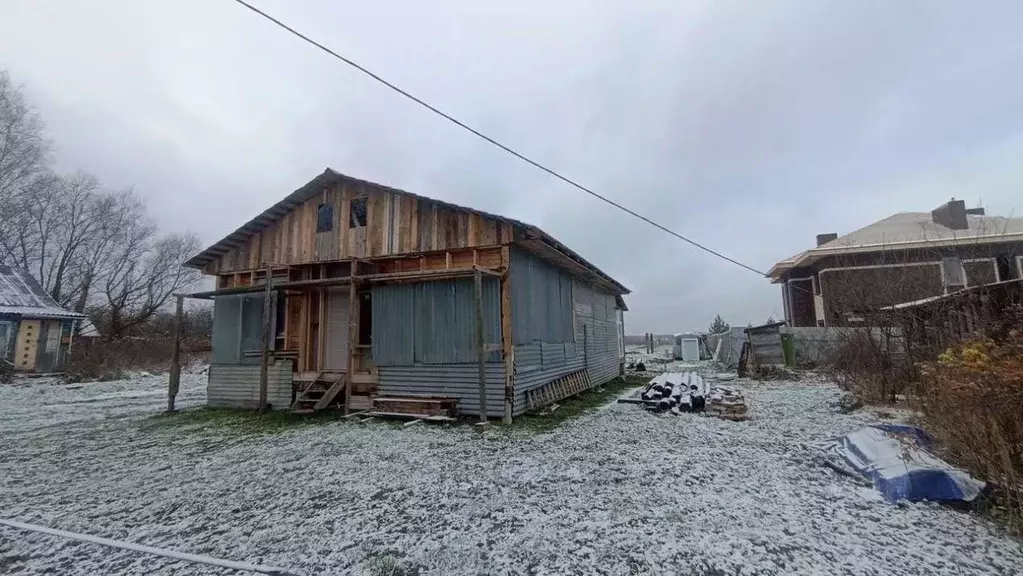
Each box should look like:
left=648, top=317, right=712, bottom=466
left=207, top=362, right=293, bottom=410
left=508, top=261, right=623, bottom=414
left=573, top=279, right=621, bottom=387
left=211, top=295, right=242, bottom=364
left=510, top=248, right=573, bottom=344
left=512, top=343, right=586, bottom=412
left=377, top=363, right=507, bottom=418
left=371, top=284, right=414, bottom=366
left=372, top=278, right=500, bottom=366
left=212, top=294, right=275, bottom=365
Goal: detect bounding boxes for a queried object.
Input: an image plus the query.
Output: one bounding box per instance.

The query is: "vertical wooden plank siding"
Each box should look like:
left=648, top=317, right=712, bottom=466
left=202, top=183, right=522, bottom=273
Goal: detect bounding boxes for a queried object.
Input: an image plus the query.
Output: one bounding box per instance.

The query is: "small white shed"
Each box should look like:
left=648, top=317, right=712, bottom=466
left=672, top=333, right=701, bottom=362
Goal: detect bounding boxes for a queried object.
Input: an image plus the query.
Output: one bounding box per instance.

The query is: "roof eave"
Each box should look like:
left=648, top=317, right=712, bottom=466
left=767, top=232, right=1023, bottom=281
left=184, top=169, right=631, bottom=293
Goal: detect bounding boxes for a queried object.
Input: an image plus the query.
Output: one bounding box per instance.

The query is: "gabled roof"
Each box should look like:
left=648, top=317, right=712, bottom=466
left=186, top=168, right=629, bottom=294
left=768, top=212, right=1023, bottom=281
left=0, top=266, right=85, bottom=319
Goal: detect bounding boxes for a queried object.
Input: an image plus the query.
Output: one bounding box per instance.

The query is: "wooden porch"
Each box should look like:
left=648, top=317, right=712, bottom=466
left=170, top=246, right=511, bottom=419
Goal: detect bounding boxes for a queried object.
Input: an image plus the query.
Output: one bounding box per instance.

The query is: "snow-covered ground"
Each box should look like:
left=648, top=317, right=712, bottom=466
left=2, top=371, right=1021, bottom=575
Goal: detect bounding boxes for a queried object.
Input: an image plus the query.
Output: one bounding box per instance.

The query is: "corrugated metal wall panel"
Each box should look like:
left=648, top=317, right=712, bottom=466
left=541, top=342, right=566, bottom=370
left=506, top=249, right=625, bottom=414
left=207, top=362, right=293, bottom=410
left=378, top=363, right=507, bottom=418
left=212, top=294, right=275, bottom=366
left=373, top=278, right=499, bottom=366
left=212, top=295, right=242, bottom=364
left=371, top=284, right=415, bottom=366
left=513, top=355, right=585, bottom=395
left=510, top=248, right=573, bottom=344
left=515, top=343, right=542, bottom=373
left=239, top=294, right=266, bottom=363
left=572, top=280, right=621, bottom=388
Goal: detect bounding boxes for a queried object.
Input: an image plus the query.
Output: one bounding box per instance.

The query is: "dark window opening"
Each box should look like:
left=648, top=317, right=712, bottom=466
left=350, top=197, right=367, bottom=227
left=813, top=273, right=821, bottom=295
left=274, top=292, right=286, bottom=349
left=996, top=254, right=1016, bottom=281
left=317, top=203, right=333, bottom=233
left=359, top=292, right=372, bottom=345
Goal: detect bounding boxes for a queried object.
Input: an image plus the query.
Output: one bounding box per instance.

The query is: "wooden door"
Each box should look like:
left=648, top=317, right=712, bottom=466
left=323, top=288, right=350, bottom=370
left=14, top=319, right=41, bottom=371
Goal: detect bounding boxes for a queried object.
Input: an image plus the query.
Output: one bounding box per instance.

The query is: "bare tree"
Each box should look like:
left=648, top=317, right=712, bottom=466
left=65, top=189, right=148, bottom=312
left=100, top=231, right=202, bottom=338
left=0, top=171, right=112, bottom=305
left=0, top=70, right=51, bottom=240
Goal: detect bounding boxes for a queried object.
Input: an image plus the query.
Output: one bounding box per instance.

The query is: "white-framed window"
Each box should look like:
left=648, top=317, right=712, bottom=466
left=940, top=257, right=966, bottom=290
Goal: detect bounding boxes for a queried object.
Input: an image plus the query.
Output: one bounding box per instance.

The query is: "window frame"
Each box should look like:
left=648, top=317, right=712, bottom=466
left=349, top=197, right=368, bottom=228
left=316, top=203, right=333, bottom=233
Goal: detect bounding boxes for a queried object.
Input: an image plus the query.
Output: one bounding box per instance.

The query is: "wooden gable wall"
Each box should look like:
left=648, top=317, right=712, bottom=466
left=203, top=180, right=515, bottom=274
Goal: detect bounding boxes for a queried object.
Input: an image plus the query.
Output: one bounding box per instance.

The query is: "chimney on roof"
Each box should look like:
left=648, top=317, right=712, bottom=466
left=966, top=207, right=985, bottom=216
left=816, top=233, right=838, bottom=246
left=931, top=199, right=968, bottom=230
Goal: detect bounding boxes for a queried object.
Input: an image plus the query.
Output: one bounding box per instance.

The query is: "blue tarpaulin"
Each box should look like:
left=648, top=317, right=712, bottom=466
left=825, top=424, right=985, bottom=503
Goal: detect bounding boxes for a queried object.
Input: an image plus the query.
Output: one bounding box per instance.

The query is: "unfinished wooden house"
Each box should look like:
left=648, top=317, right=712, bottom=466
left=183, top=169, right=629, bottom=421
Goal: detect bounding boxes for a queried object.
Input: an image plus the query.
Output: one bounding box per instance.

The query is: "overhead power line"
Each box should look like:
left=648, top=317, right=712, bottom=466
left=230, top=0, right=767, bottom=276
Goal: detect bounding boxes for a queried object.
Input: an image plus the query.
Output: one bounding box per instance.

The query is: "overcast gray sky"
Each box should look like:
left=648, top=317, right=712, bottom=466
left=3, top=0, right=1022, bottom=333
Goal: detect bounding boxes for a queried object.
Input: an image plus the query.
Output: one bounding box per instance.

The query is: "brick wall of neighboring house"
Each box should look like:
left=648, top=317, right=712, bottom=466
left=819, top=264, right=944, bottom=325
left=811, top=242, right=1023, bottom=270
left=778, top=242, right=1023, bottom=326
left=964, top=260, right=998, bottom=285
left=788, top=278, right=816, bottom=327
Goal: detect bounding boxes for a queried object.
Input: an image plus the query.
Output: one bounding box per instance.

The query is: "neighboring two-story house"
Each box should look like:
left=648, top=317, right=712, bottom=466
left=768, top=200, right=1023, bottom=327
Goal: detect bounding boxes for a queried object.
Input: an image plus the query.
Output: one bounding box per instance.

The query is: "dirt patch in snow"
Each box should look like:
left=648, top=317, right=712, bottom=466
left=1, top=372, right=1021, bottom=575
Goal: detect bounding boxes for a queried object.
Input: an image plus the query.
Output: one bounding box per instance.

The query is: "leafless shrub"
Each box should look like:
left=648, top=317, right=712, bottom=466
left=823, top=329, right=912, bottom=403
left=66, top=307, right=212, bottom=381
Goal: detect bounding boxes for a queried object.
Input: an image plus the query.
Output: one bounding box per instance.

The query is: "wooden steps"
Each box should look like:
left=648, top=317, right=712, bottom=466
left=525, top=369, right=592, bottom=412
left=291, top=370, right=378, bottom=414
left=291, top=372, right=345, bottom=413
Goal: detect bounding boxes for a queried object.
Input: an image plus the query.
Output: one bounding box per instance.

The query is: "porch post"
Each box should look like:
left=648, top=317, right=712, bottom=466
left=474, top=267, right=488, bottom=422
left=499, top=247, right=513, bottom=424
left=344, top=259, right=358, bottom=414
left=167, top=294, right=184, bottom=413
left=258, top=264, right=273, bottom=414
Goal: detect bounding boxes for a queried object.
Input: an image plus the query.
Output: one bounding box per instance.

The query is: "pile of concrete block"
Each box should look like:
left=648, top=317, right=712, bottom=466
left=706, top=388, right=748, bottom=421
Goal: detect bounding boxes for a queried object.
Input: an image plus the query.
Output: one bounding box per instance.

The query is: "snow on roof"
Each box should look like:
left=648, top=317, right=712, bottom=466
left=769, top=212, right=1023, bottom=280
left=819, top=212, right=1023, bottom=249
left=0, top=266, right=85, bottom=319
